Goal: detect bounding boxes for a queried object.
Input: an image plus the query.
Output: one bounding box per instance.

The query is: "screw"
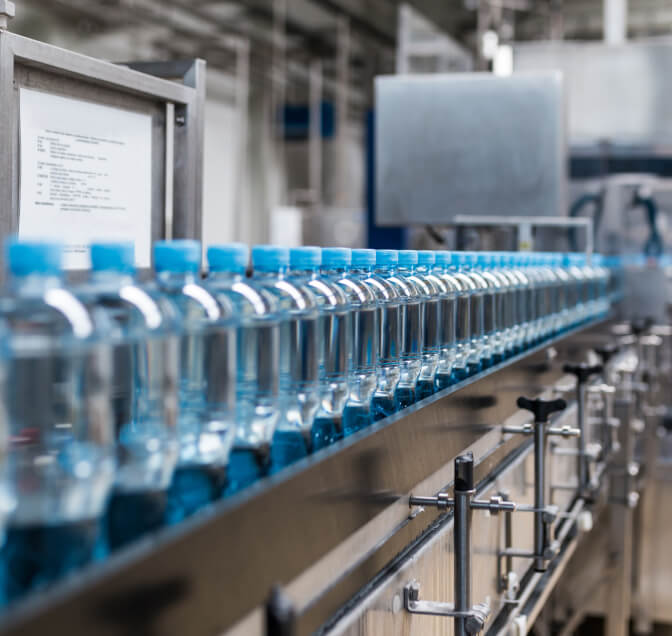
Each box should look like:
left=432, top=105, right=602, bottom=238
left=175, top=114, right=186, bottom=126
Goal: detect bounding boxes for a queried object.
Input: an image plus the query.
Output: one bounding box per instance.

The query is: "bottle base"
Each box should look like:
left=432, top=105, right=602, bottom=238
left=1, top=519, right=100, bottom=604
left=312, top=415, right=343, bottom=451
left=394, top=386, right=416, bottom=410
left=270, top=430, right=309, bottom=473
left=167, top=464, right=228, bottom=524
left=415, top=380, right=436, bottom=401
left=435, top=372, right=454, bottom=391
left=226, top=447, right=269, bottom=495
left=343, top=405, right=373, bottom=437
left=106, top=489, right=167, bottom=552
left=371, top=395, right=396, bottom=422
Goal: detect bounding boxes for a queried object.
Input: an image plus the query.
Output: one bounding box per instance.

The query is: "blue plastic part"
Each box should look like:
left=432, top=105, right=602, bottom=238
left=251, top=245, right=290, bottom=272
left=207, top=243, right=249, bottom=273
left=6, top=239, right=63, bottom=276
left=90, top=242, right=135, bottom=273
left=154, top=240, right=201, bottom=273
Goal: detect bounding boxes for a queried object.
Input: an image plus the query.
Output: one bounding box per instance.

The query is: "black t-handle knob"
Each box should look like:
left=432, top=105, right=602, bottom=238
left=594, top=343, right=619, bottom=365
left=517, top=396, right=567, bottom=423
left=630, top=318, right=653, bottom=337
left=563, top=362, right=603, bottom=384
left=455, top=452, right=474, bottom=492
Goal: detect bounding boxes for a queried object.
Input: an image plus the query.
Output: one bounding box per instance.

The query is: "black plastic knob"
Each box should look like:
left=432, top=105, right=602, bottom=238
left=266, top=585, right=296, bottom=636
left=594, top=343, right=619, bottom=366
left=455, top=452, right=474, bottom=492
left=517, top=396, right=567, bottom=423
left=563, top=362, right=603, bottom=384
left=630, top=318, right=653, bottom=337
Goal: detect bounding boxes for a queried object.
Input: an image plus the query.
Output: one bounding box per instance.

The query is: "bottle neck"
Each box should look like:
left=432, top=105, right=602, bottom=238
left=9, top=272, right=62, bottom=295
left=156, top=269, right=199, bottom=288
left=208, top=269, right=244, bottom=283
left=288, top=267, right=318, bottom=279
left=375, top=264, right=397, bottom=276
left=91, top=269, right=136, bottom=286
left=350, top=265, right=372, bottom=276
left=398, top=264, right=416, bottom=276
left=322, top=265, right=348, bottom=276
left=252, top=268, right=286, bottom=280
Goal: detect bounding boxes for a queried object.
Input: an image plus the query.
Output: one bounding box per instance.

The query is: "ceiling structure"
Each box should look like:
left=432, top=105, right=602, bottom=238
left=9, top=0, right=672, bottom=110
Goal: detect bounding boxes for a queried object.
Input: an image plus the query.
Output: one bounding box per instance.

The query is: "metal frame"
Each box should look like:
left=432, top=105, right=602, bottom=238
left=452, top=215, right=595, bottom=257
left=0, top=31, right=205, bottom=259
left=0, top=319, right=606, bottom=636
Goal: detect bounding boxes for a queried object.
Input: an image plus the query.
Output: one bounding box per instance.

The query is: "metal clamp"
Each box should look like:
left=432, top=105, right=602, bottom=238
left=503, top=396, right=568, bottom=573
left=406, top=453, right=496, bottom=635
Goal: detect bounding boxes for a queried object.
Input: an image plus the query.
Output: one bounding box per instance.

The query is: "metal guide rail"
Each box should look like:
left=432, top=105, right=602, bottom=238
left=0, top=317, right=639, bottom=636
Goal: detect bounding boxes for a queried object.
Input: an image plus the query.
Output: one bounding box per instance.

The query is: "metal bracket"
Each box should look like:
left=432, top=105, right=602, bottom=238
left=404, top=581, right=491, bottom=634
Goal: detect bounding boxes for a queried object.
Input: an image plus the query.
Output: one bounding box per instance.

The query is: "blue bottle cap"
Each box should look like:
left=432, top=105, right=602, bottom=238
left=476, top=252, right=490, bottom=268
left=417, top=250, right=435, bottom=266
left=207, top=243, right=249, bottom=273
left=154, top=240, right=201, bottom=273
left=376, top=249, right=398, bottom=266
left=90, top=241, right=135, bottom=273
left=398, top=250, right=418, bottom=266
left=252, top=245, right=290, bottom=272
left=6, top=239, right=62, bottom=276
left=351, top=249, right=376, bottom=267
left=457, top=251, right=472, bottom=267
left=321, top=247, right=352, bottom=268
left=434, top=251, right=451, bottom=266
left=290, top=246, right=321, bottom=269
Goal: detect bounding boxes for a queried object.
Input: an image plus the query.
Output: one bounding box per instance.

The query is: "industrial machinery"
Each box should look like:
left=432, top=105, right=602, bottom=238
left=0, top=18, right=671, bottom=636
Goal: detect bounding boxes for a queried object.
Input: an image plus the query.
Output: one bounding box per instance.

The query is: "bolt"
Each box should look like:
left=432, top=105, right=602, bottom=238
left=175, top=114, right=186, bottom=126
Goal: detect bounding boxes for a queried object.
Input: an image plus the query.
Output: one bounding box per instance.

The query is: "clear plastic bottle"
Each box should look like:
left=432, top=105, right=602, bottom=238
left=351, top=250, right=400, bottom=422
left=509, top=253, right=531, bottom=353
left=251, top=246, right=319, bottom=470
left=564, top=253, right=586, bottom=326
left=321, top=248, right=378, bottom=435
left=373, top=250, right=421, bottom=413
left=459, top=252, right=488, bottom=374
left=394, top=251, right=425, bottom=407
left=1, top=240, right=112, bottom=601
left=153, top=240, right=236, bottom=522
left=415, top=251, right=445, bottom=400
left=288, top=247, right=350, bottom=448
left=433, top=251, right=459, bottom=389
left=449, top=252, right=476, bottom=381
left=206, top=244, right=279, bottom=494
left=493, top=252, right=517, bottom=359
left=475, top=253, right=503, bottom=365
left=75, top=242, right=178, bottom=552
left=592, top=254, right=611, bottom=317
left=551, top=253, right=571, bottom=333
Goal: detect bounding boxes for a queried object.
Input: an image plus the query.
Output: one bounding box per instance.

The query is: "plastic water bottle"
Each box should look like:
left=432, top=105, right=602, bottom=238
left=352, top=250, right=400, bottom=422
left=447, top=253, right=474, bottom=381
left=78, top=242, right=178, bottom=552
left=564, top=253, right=586, bottom=326
left=251, top=246, right=319, bottom=469
left=1, top=240, right=113, bottom=601
left=415, top=251, right=445, bottom=399
left=492, top=253, right=517, bottom=359
left=551, top=253, right=571, bottom=333
left=592, top=255, right=611, bottom=317
left=321, top=248, right=378, bottom=435
left=370, top=250, right=411, bottom=415
left=509, top=253, right=531, bottom=352
left=153, top=241, right=236, bottom=521
left=459, top=252, right=488, bottom=374
left=476, top=253, right=503, bottom=365
left=394, top=251, right=424, bottom=407
left=433, top=251, right=459, bottom=389
left=206, top=244, right=279, bottom=494
left=288, top=247, right=350, bottom=448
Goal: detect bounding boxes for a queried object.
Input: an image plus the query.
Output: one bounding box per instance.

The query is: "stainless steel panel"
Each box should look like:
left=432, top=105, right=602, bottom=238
left=0, top=322, right=603, bottom=636
left=374, top=73, right=566, bottom=226
left=512, top=41, right=672, bottom=152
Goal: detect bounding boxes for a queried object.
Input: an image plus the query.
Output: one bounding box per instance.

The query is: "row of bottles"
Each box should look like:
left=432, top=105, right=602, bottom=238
left=0, top=240, right=615, bottom=606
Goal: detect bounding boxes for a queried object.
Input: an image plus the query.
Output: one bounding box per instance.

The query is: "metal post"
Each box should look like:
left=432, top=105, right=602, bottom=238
left=534, top=414, right=547, bottom=572
left=454, top=454, right=474, bottom=636
left=308, top=59, right=323, bottom=209
left=604, top=0, right=628, bottom=44
left=0, top=0, right=14, bottom=31
left=577, top=382, right=588, bottom=489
